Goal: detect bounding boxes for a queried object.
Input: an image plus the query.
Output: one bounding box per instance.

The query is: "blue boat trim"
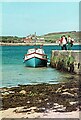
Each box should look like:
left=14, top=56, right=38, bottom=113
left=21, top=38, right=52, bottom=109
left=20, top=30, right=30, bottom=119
left=24, top=57, right=47, bottom=67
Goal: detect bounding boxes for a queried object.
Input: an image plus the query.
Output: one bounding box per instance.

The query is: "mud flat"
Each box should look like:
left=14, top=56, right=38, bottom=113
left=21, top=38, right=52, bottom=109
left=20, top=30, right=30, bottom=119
left=0, top=74, right=81, bottom=118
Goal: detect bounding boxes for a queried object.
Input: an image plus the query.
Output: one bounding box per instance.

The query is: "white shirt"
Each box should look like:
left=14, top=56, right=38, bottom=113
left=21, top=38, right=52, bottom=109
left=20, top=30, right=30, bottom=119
left=68, top=37, right=72, bottom=42
left=62, top=37, right=67, bottom=45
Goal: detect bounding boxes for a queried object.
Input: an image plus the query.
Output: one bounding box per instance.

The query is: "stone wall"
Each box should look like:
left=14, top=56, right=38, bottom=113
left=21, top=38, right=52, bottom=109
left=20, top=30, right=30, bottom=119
left=50, top=50, right=81, bottom=74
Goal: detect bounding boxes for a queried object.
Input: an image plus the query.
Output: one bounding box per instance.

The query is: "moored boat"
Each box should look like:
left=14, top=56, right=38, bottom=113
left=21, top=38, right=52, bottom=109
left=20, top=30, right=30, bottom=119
left=24, top=48, right=48, bottom=67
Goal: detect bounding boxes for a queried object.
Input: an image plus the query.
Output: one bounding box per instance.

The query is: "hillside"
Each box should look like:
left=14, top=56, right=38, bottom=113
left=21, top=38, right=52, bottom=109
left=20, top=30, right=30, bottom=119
left=40, top=31, right=81, bottom=43
left=0, top=31, right=81, bottom=43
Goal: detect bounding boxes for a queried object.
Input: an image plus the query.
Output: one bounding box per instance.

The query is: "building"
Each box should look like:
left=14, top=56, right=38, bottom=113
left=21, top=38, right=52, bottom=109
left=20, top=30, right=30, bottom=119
left=22, top=34, right=45, bottom=43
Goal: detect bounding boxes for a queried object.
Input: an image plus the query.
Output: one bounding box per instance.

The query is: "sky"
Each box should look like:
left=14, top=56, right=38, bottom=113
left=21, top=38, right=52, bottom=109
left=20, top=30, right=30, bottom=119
left=0, top=2, right=79, bottom=37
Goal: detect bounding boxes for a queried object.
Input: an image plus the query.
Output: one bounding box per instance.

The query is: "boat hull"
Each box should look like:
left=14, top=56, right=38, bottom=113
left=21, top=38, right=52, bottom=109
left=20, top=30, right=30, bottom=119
left=24, top=57, right=47, bottom=67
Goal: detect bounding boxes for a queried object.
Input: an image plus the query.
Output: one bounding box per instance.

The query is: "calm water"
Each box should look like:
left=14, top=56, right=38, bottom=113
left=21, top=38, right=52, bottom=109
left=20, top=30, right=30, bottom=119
left=0, top=45, right=81, bottom=88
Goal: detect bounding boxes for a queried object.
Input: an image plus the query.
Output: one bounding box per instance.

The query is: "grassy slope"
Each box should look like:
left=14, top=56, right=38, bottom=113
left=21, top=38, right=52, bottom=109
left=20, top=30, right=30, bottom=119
left=0, top=31, right=81, bottom=43
left=39, top=31, right=81, bottom=43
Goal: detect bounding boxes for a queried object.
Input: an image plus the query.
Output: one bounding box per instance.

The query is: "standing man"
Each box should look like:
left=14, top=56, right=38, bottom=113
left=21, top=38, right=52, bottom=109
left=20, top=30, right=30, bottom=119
left=59, top=35, right=67, bottom=50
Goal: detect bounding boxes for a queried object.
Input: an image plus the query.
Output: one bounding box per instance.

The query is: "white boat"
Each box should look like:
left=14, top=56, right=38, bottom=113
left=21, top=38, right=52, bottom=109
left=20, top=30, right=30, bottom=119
left=24, top=48, right=48, bottom=67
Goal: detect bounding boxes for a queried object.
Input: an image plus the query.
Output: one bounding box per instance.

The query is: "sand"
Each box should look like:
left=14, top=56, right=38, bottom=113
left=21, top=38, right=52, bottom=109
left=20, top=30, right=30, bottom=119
left=0, top=107, right=80, bottom=119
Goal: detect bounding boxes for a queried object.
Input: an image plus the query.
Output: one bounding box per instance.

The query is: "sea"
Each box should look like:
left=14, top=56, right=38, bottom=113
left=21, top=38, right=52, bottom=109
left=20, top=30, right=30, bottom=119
left=0, top=45, right=81, bottom=88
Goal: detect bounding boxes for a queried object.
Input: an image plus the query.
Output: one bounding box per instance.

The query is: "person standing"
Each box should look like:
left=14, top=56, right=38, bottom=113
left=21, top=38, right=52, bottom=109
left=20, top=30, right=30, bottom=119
left=67, top=35, right=74, bottom=50
left=59, top=35, right=67, bottom=50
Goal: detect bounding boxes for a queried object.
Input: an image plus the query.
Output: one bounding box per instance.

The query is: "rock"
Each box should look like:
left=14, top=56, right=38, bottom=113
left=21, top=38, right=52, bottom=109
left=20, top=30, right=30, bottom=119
left=30, top=107, right=37, bottom=110
left=38, top=100, right=42, bottom=103
left=55, top=107, right=66, bottom=112
left=14, top=107, right=25, bottom=113
left=74, top=93, right=78, bottom=97
left=55, top=85, right=65, bottom=93
left=61, top=92, right=74, bottom=97
left=70, top=88, right=79, bottom=91
left=27, top=101, right=30, bottom=104
left=9, top=91, right=15, bottom=94
left=54, top=103, right=59, bottom=106
left=47, top=103, right=50, bottom=105
left=45, top=109, right=49, bottom=113
left=66, top=105, right=77, bottom=112
left=44, top=98, right=48, bottom=101
left=52, top=103, right=66, bottom=112
left=0, top=89, right=8, bottom=93
left=27, top=112, right=31, bottom=114
left=79, top=106, right=81, bottom=110
left=19, top=90, right=26, bottom=94
left=2, top=92, right=9, bottom=95
left=14, top=106, right=37, bottom=113
left=55, top=88, right=61, bottom=93
left=19, top=74, right=22, bottom=75
left=53, top=104, right=64, bottom=109
left=36, top=108, right=46, bottom=112
left=62, top=89, right=69, bottom=92
left=66, top=76, right=74, bottom=80
left=70, top=101, right=78, bottom=105
left=31, top=109, right=35, bottom=113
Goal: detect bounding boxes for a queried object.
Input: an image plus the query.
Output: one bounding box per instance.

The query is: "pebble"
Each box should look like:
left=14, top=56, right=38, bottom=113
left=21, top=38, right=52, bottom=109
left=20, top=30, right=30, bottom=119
left=38, top=100, right=42, bottom=103
left=19, top=90, right=26, bottom=94
left=27, top=101, right=30, bottom=104
left=31, top=109, right=35, bottom=113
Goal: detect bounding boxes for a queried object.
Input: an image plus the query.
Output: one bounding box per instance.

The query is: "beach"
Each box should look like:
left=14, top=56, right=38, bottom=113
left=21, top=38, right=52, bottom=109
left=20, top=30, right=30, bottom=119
left=0, top=108, right=79, bottom=118
left=0, top=74, right=80, bottom=119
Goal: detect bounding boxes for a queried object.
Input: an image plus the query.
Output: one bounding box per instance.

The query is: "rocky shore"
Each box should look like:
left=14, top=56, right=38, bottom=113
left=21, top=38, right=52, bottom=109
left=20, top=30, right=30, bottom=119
left=0, top=75, right=81, bottom=117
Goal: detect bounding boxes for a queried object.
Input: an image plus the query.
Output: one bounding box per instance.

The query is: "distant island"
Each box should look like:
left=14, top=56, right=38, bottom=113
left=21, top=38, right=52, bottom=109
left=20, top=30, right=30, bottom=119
left=0, top=31, right=81, bottom=45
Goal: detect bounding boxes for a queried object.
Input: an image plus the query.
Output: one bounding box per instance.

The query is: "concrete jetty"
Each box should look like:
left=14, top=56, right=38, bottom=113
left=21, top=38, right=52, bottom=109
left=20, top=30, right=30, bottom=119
left=50, top=50, right=81, bottom=74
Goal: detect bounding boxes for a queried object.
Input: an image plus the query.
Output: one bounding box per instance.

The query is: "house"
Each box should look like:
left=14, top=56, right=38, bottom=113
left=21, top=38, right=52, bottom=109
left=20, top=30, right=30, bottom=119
left=22, top=34, right=45, bottom=43
left=23, top=35, right=32, bottom=43
left=36, top=37, right=45, bottom=43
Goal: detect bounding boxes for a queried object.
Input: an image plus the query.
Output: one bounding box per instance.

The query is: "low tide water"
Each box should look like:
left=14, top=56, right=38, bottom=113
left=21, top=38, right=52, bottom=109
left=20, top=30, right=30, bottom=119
left=0, top=45, right=81, bottom=88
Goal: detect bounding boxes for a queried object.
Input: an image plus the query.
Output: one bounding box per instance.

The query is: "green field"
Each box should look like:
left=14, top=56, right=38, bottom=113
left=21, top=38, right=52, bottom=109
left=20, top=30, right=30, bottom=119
left=40, top=31, right=81, bottom=43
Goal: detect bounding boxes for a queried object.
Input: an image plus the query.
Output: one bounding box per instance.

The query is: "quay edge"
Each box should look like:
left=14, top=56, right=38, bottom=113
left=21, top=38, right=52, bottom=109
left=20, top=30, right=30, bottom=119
left=50, top=50, right=81, bottom=75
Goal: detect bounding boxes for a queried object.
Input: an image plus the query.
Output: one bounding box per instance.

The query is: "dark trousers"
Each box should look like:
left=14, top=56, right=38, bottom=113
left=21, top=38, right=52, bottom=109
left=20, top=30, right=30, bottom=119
left=61, top=44, right=67, bottom=50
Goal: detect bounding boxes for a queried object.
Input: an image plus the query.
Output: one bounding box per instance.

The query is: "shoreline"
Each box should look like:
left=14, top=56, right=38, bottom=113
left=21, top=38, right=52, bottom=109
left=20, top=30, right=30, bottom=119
left=0, top=107, right=79, bottom=118
left=0, top=74, right=81, bottom=118
left=0, top=42, right=81, bottom=46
